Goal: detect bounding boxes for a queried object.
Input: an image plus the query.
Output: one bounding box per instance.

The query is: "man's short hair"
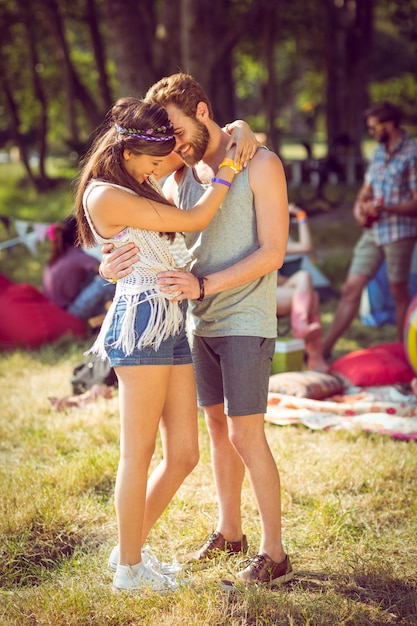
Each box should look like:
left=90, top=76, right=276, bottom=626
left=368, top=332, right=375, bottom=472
left=145, top=73, right=214, bottom=120
left=364, top=101, right=402, bottom=127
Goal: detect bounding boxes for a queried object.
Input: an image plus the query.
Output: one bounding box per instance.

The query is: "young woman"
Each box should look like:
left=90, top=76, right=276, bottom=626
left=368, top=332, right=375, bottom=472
left=276, top=203, right=328, bottom=372
left=42, top=215, right=115, bottom=320
left=75, top=97, right=239, bottom=592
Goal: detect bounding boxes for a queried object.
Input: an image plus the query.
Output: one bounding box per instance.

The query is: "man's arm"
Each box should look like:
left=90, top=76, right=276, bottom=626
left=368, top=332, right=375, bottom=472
left=374, top=188, right=417, bottom=216
left=353, top=181, right=417, bottom=226
left=156, top=149, right=289, bottom=301
left=205, top=149, right=288, bottom=293
left=99, top=242, right=138, bottom=281
left=379, top=152, right=417, bottom=216
left=353, top=181, right=373, bottom=226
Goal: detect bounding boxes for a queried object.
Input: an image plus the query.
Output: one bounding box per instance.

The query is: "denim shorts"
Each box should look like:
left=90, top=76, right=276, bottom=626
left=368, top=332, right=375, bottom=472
left=106, top=297, right=192, bottom=367
left=191, top=335, right=275, bottom=417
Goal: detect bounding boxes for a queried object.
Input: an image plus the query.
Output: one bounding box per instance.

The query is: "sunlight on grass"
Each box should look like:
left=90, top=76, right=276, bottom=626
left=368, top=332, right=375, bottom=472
left=1, top=344, right=416, bottom=624
left=1, top=159, right=416, bottom=625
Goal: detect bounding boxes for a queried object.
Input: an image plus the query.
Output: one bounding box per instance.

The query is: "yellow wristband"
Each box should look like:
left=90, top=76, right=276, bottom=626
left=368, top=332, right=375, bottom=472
left=218, top=158, right=241, bottom=174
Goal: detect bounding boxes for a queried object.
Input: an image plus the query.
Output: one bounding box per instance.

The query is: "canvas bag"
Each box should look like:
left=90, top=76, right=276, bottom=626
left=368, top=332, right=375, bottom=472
left=71, top=354, right=117, bottom=395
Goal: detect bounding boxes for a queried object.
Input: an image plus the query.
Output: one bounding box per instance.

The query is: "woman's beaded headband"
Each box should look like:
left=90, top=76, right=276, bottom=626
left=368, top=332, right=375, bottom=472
left=115, top=123, right=174, bottom=142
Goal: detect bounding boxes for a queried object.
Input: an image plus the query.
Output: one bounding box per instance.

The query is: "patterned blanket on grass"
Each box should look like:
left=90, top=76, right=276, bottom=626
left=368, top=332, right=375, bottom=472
left=265, top=386, right=417, bottom=440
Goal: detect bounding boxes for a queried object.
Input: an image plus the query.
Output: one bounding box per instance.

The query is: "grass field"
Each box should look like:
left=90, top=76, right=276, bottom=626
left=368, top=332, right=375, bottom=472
left=0, top=162, right=416, bottom=625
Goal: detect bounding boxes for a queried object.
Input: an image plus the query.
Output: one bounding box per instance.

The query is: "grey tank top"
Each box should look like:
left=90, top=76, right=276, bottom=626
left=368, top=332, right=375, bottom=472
left=175, top=165, right=277, bottom=337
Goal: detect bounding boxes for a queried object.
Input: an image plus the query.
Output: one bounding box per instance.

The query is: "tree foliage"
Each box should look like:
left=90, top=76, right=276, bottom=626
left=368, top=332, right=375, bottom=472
left=0, top=0, right=415, bottom=187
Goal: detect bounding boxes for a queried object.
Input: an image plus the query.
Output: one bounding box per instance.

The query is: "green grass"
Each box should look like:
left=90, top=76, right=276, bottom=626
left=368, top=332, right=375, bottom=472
left=0, top=160, right=77, bottom=222
left=0, top=161, right=77, bottom=288
left=0, top=161, right=416, bottom=625
left=1, top=345, right=416, bottom=625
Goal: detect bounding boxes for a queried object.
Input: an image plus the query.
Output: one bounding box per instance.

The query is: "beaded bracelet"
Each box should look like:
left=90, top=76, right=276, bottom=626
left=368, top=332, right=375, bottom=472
left=197, top=276, right=207, bottom=301
left=218, top=158, right=241, bottom=173
left=211, top=177, right=231, bottom=188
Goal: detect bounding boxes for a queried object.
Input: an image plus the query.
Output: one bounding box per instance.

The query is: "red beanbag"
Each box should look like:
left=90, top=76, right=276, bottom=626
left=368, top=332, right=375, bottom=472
left=0, top=282, right=87, bottom=349
left=329, top=342, right=415, bottom=386
left=0, top=274, right=13, bottom=291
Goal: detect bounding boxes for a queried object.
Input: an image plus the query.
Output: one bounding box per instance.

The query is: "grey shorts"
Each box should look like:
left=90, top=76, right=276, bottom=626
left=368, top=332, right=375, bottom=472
left=191, top=335, right=275, bottom=417
left=349, top=230, right=416, bottom=283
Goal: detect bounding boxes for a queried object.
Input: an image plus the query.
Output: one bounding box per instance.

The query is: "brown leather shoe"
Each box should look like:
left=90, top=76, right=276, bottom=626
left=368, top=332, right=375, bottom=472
left=222, top=553, right=294, bottom=588
left=178, top=531, right=248, bottom=564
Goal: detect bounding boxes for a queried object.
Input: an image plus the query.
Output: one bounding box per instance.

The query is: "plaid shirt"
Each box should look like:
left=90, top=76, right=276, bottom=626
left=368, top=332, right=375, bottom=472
left=365, top=131, right=417, bottom=246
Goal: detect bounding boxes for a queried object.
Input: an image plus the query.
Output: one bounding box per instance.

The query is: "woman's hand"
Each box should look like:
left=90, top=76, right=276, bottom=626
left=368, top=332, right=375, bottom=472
left=224, top=120, right=260, bottom=168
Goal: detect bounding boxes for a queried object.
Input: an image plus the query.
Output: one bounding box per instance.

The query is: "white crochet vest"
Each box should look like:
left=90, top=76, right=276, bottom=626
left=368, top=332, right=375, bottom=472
left=83, top=179, right=191, bottom=358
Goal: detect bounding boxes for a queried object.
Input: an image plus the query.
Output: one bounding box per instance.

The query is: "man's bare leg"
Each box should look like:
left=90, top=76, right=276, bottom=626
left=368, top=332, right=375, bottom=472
left=322, top=273, right=370, bottom=357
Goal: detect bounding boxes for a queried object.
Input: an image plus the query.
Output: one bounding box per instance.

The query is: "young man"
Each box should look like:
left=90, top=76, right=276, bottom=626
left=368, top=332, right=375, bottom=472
left=101, top=73, right=291, bottom=586
left=322, top=101, right=417, bottom=358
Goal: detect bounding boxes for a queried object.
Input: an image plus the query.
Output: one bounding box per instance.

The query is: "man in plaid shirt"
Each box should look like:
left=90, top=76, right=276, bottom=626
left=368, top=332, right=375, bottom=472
left=323, top=101, right=417, bottom=358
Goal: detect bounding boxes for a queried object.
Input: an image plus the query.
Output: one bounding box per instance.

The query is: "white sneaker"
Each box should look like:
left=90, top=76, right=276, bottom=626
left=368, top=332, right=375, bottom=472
left=112, top=562, right=179, bottom=592
left=108, top=544, right=183, bottom=576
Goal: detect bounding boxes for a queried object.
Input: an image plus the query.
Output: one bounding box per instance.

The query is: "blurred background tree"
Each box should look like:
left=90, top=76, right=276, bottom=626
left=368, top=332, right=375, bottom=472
left=0, top=0, right=416, bottom=188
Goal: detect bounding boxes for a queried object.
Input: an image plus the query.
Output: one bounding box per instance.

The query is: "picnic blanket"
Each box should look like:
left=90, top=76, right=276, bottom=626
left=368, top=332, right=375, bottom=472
left=266, top=385, right=417, bottom=440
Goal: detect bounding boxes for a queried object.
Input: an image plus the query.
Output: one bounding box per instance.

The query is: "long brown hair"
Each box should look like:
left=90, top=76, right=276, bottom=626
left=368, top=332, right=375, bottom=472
left=47, top=216, right=78, bottom=266
left=75, top=98, right=176, bottom=247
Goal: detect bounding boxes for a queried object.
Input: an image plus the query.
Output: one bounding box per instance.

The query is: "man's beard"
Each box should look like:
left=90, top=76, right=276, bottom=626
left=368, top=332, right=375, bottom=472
left=378, top=128, right=389, bottom=144
left=177, top=120, right=210, bottom=166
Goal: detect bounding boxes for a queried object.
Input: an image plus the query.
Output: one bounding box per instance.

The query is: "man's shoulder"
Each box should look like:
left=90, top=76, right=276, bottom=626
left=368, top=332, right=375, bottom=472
left=172, top=164, right=188, bottom=183
left=252, top=145, right=280, bottom=161
left=248, top=146, right=283, bottom=178
left=247, top=146, right=282, bottom=170
left=162, top=165, right=187, bottom=191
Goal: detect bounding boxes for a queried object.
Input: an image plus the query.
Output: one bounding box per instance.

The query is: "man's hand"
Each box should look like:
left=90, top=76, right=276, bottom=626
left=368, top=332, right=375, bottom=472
left=354, top=197, right=382, bottom=228
left=100, top=242, right=138, bottom=281
left=156, top=270, right=201, bottom=302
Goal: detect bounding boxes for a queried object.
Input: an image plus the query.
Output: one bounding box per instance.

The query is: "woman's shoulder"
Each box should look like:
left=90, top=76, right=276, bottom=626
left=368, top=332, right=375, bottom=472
left=87, top=179, right=136, bottom=195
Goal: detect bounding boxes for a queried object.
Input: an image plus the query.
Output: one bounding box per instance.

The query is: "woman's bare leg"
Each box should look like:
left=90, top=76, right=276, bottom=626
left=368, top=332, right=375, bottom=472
left=142, top=363, right=199, bottom=542
left=114, top=364, right=171, bottom=566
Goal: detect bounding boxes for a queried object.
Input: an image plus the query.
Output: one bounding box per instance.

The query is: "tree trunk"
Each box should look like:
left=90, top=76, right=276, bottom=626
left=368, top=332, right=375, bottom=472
left=85, top=0, right=113, bottom=111
left=23, top=2, right=50, bottom=188
left=2, top=82, right=38, bottom=188
left=178, top=0, right=267, bottom=125
left=101, top=0, right=156, bottom=97
left=324, top=0, right=374, bottom=161
left=154, top=0, right=181, bottom=77
left=38, top=0, right=104, bottom=159
left=261, top=3, right=280, bottom=153
left=179, top=0, right=228, bottom=114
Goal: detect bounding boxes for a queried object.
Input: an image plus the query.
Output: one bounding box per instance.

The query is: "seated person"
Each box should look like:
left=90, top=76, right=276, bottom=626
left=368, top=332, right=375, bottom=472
left=277, top=204, right=328, bottom=372
left=43, top=215, right=115, bottom=321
